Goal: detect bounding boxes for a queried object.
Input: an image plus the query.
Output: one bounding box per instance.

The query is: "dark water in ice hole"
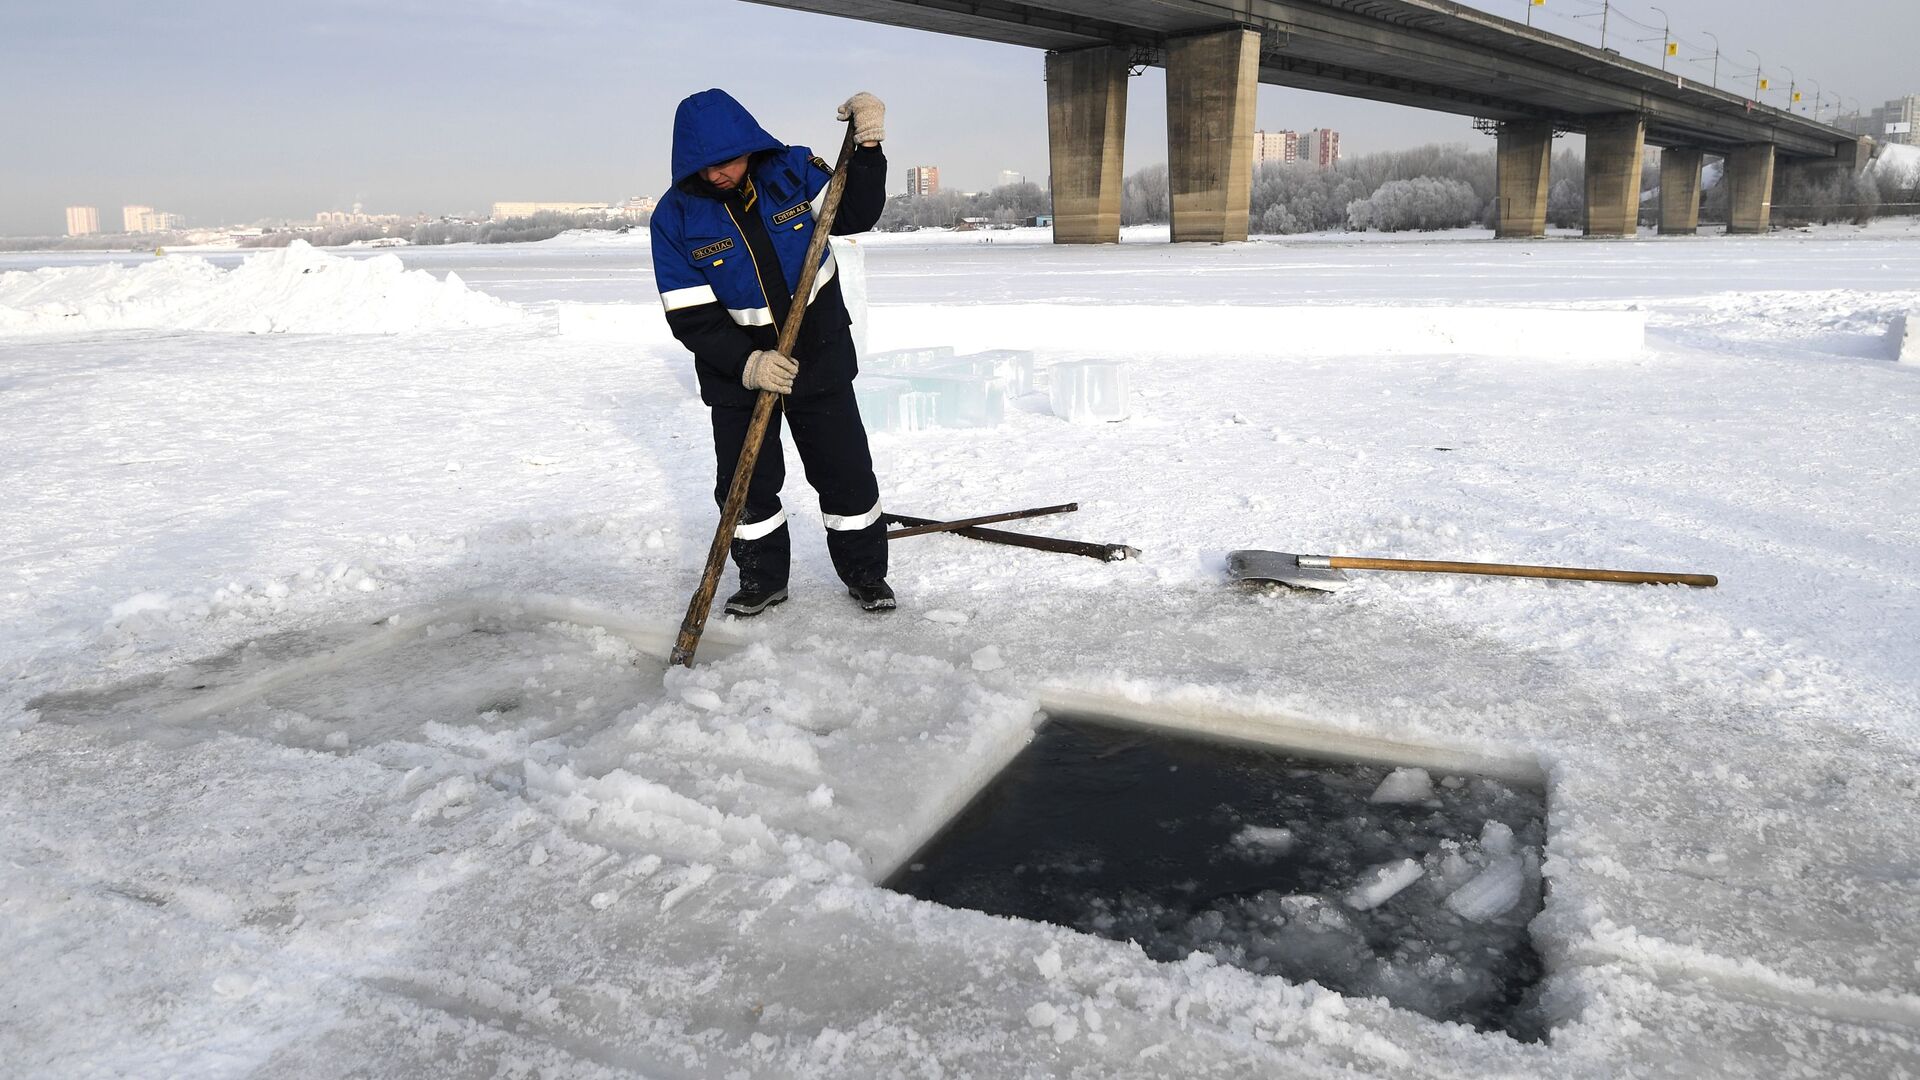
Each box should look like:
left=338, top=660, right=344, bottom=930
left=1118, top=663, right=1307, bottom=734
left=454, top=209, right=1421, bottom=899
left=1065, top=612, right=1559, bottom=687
left=887, top=718, right=1550, bottom=1041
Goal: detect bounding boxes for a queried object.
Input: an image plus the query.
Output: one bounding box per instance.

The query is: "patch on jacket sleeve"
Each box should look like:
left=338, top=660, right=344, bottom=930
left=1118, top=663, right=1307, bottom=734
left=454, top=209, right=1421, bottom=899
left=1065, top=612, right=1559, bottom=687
left=810, top=155, right=829, bottom=173
left=691, top=237, right=735, bottom=261
left=771, top=202, right=812, bottom=226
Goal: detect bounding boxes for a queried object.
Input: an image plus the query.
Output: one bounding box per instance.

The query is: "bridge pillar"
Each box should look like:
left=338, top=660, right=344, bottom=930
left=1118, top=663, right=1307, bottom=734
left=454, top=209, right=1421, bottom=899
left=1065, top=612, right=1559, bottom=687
left=1495, top=121, right=1553, bottom=238
left=1835, top=136, right=1876, bottom=172
left=1726, top=144, right=1776, bottom=234
left=1165, top=28, right=1260, bottom=243
left=1045, top=46, right=1130, bottom=244
left=1658, top=148, right=1704, bottom=235
left=1582, top=115, right=1646, bottom=237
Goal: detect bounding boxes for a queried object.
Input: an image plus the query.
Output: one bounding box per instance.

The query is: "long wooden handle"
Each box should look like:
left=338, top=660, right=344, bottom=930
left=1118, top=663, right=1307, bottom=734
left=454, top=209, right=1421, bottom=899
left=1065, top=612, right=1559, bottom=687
left=1321, top=556, right=1718, bottom=587
left=884, top=503, right=1078, bottom=540
left=671, top=125, right=859, bottom=667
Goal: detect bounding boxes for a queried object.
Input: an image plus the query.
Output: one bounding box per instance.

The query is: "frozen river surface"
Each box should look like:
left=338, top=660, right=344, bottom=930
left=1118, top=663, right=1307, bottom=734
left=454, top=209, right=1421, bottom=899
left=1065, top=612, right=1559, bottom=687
left=3, top=223, right=1919, bottom=1078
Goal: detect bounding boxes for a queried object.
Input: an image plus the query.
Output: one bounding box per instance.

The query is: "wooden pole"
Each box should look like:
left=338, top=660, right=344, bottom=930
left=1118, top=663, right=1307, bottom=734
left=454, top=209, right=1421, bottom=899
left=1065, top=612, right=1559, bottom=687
left=1319, top=555, right=1717, bottom=587
left=671, top=125, right=859, bottom=667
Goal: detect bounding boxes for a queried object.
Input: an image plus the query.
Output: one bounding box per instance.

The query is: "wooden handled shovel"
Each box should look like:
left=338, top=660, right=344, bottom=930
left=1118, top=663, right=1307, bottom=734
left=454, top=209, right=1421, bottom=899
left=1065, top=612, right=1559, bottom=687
left=1228, top=549, right=1718, bottom=592
left=671, top=124, right=859, bottom=668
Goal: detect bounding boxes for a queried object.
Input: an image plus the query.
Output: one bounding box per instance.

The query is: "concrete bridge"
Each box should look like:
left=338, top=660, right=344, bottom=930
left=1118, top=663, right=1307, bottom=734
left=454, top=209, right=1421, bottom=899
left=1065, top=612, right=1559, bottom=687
left=744, top=0, right=1873, bottom=241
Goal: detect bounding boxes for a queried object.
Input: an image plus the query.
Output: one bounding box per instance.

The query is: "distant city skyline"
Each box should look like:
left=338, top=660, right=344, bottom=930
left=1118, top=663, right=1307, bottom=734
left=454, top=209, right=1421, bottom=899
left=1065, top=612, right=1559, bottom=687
left=3, top=0, right=1915, bottom=235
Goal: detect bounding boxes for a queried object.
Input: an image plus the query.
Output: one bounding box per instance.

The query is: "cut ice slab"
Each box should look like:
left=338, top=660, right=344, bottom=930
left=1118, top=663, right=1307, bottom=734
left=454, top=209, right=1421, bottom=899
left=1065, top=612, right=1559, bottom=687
left=1049, top=359, right=1129, bottom=423
left=1895, top=311, right=1919, bottom=364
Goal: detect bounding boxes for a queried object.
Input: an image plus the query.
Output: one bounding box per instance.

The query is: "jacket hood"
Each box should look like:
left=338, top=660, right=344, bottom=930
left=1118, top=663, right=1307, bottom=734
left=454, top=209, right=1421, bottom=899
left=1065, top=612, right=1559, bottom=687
left=670, top=89, right=783, bottom=187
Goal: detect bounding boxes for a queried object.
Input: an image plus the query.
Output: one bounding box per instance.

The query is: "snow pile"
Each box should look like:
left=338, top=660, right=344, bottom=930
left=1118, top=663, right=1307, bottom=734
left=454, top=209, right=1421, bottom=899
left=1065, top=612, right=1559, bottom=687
left=0, top=240, right=524, bottom=335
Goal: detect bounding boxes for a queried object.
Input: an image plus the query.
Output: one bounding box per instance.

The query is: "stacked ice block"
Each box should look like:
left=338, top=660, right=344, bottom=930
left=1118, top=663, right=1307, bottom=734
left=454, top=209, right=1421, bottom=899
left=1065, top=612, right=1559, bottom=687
left=854, top=346, right=1037, bottom=433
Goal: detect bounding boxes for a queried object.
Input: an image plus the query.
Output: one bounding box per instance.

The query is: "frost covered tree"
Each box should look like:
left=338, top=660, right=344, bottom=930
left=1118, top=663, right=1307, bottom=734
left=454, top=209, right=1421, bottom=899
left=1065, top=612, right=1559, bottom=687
left=1776, top=168, right=1884, bottom=225
left=1346, top=177, right=1482, bottom=232
left=873, top=182, right=1052, bottom=231
left=1546, top=148, right=1585, bottom=229
left=1121, top=165, right=1169, bottom=226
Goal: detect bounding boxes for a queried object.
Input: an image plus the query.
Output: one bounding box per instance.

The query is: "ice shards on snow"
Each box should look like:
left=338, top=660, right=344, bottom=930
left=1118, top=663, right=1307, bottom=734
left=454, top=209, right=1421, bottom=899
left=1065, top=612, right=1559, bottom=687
left=889, top=719, right=1550, bottom=1040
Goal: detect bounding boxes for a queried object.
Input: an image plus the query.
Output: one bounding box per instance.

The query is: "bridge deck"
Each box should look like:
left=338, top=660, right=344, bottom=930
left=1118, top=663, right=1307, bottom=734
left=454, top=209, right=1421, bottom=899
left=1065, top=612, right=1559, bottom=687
left=745, top=0, right=1858, bottom=160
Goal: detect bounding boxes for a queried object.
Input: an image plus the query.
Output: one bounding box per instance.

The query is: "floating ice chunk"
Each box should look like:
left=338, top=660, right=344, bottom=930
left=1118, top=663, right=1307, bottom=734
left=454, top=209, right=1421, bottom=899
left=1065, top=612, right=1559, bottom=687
left=1025, top=1001, right=1058, bottom=1028
left=807, top=785, right=834, bottom=809
left=1480, top=820, right=1516, bottom=856
left=1049, top=360, right=1129, bottom=423
left=923, top=609, right=969, bottom=624
left=971, top=645, right=1005, bottom=671
left=1368, top=767, right=1435, bottom=804
left=1230, top=825, right=1296, bottom=855
left=1444, top=854, right=1525, bottom=922
left=1345, top=858, right=1425, bottom=910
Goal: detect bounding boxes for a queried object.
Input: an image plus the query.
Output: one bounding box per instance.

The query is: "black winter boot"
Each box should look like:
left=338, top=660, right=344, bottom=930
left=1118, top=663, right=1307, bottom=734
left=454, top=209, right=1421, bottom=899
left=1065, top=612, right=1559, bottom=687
left=724, top=586, right=789, bottom=617
left=846, top=580, right=895, bottom=612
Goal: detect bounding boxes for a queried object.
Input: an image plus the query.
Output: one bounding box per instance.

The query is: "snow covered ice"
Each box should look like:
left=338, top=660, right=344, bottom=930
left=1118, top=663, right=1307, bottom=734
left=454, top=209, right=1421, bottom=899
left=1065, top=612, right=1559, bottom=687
left=6, top=221, right=1920, bottom=1078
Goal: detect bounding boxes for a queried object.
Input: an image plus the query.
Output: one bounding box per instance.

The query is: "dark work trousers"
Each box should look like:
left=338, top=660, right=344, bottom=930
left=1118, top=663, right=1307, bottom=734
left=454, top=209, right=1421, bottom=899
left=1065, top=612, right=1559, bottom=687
left=710, top=382, right=886, bottom=593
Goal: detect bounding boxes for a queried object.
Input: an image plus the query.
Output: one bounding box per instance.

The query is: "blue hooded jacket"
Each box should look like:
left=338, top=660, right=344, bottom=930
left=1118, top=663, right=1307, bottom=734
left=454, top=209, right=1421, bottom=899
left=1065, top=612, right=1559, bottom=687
left=668, top=89, right=782, bottom=187
left=651, top=90, right=887, bottom=407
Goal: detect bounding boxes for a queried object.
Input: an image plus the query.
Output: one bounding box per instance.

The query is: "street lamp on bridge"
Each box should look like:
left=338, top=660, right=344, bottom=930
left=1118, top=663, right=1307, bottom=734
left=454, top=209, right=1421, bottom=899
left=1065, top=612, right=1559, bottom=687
left=1693, top=31, right=1720, bottom=89
left=1648, top=7, right=1673, bottom=72
left=1747, top=49, right=1765, bottom=101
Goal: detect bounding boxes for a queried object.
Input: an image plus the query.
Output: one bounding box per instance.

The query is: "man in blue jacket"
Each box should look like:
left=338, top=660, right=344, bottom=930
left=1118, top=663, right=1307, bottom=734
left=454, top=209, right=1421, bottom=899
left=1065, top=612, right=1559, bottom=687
left=651, top=89, right=893, bottom=616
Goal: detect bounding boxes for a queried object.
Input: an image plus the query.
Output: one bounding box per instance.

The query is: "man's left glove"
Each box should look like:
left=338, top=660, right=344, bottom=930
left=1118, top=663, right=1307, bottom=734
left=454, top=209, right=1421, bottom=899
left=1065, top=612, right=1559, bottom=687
left=836, top=92, right=886, bottom=145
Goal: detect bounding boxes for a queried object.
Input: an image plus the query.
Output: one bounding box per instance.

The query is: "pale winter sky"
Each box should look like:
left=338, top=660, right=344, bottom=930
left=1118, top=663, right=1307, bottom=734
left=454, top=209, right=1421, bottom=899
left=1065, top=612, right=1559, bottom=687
left=0, top=0, right=1913, bottom=235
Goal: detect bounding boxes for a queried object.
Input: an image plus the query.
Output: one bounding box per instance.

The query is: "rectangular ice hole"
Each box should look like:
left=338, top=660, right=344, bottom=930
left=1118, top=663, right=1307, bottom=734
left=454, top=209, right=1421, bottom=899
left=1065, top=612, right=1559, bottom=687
left=886, top=714, right=1551, bottom=1042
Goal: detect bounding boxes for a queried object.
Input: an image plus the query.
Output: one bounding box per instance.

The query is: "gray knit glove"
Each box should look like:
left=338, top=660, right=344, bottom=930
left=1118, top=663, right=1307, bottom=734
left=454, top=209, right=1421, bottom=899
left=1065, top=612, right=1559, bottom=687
left=741, top=349, right=798, bottom=394
left=836, top=92, right=886, bottom=145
